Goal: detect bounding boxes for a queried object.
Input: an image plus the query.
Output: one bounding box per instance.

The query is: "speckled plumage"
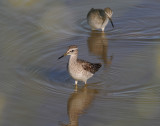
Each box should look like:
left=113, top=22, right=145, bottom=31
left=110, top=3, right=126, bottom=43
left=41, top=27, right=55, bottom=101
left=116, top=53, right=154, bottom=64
left=58, top=45, right=102, bottom=85
left=77, top=59, right=101, bottom=74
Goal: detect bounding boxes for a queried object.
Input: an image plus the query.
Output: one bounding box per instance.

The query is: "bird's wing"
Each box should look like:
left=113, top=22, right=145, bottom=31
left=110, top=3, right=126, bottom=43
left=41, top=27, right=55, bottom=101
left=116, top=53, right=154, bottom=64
left=98, top=9, right=106, bottom=24
left=78, top=59, right=101, bottom=74
left=87, top=8, right=94, bottom=19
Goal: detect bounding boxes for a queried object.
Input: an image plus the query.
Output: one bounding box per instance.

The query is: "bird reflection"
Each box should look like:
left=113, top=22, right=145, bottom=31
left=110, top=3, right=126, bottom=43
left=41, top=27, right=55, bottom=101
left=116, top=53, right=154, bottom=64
left=61, top=85, right=98, bottom=126
left=87, top=31, right=113, bottom=66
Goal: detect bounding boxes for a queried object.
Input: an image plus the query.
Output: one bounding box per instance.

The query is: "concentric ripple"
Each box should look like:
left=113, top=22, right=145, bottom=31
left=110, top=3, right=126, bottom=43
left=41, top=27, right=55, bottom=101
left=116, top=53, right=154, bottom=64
left=0, top=0, right=160, bottom=126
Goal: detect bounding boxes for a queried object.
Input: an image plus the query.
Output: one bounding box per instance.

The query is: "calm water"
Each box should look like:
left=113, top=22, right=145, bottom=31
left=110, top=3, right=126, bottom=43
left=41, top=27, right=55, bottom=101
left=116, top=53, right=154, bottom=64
left=0, top=0, right=160, bottom=126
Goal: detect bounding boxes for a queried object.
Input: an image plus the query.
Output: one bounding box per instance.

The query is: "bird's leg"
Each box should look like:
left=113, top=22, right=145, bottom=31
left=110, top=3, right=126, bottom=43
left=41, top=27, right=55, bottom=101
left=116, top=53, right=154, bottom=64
left=75, top=80, right=78, bottom=92
left=85, top=81, right=87, bottom=85
left=101, top=28, right=105, bottom=32
left=84, top=83, right=87, bottom=89
left=75, top=85, right=78, bottom=92
left=75, top=80, right=78, bottom=85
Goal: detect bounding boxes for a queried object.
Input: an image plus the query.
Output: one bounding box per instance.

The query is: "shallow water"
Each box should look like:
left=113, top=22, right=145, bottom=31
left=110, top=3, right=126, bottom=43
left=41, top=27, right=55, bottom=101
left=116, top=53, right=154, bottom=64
left=0, top=0, right=160, bottom=126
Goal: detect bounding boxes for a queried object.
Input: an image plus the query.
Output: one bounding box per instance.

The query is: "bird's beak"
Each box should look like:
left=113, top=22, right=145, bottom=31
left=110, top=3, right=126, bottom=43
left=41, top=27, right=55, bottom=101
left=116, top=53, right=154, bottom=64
left=58, top=53, right=67, bottom=60
left=108, top=17, right=114, bottom=28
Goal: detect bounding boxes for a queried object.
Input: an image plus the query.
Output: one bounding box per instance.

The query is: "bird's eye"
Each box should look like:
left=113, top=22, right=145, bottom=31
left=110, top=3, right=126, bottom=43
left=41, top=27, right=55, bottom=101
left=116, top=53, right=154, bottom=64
left=70, top=50, right=74, bottom=52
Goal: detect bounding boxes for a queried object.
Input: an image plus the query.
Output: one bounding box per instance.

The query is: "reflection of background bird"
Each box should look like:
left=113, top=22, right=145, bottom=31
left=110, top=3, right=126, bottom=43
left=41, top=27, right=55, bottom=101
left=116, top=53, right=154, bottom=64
left=87, top=8, right=114, bottom=31
left=87, top=31, right=113, bottom=66
left=61, top=86, right=98, bottom=126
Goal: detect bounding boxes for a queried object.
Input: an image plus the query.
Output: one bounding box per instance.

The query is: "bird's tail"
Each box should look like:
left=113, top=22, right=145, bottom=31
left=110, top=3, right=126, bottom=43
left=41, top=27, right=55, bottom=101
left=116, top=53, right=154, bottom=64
left=94, top=63, right=102, bottom=72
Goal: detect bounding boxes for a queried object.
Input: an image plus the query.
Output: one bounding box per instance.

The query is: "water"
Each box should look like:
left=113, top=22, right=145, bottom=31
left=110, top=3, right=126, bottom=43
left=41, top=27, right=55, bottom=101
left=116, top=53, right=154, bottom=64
left=0, top=0, right=160, bottom=126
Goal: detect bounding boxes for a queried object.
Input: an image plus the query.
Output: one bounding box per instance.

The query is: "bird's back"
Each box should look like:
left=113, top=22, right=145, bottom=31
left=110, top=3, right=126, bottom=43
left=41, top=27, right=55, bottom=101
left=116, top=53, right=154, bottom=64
left=77, top=59, right=102, bottom=74
left=87, top=8, right=106, bottom=29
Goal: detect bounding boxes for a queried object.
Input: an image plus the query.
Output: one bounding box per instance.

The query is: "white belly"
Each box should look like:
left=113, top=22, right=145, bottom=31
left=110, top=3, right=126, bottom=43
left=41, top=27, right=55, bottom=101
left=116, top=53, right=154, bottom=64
left=68, top=64, right=93, bottom=82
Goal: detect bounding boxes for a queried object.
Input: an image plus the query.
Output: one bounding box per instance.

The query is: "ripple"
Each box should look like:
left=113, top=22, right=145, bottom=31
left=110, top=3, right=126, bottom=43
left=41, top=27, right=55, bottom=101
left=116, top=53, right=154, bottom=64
left=1, top=0, right=159, bottom=97
left=1, top=0, right=160, bottom=125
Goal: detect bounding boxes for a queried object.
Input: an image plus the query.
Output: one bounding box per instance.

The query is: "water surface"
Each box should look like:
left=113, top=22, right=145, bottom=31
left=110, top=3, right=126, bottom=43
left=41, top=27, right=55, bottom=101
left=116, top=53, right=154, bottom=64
left=0, top=0, right=160, bottom=126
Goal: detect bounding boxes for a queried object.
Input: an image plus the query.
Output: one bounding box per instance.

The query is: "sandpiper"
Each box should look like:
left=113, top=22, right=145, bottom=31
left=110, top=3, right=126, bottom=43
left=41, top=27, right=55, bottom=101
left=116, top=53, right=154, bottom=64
left=87, top=7, right=114, bottom=31
left=58, top=45, right=102, bottom=85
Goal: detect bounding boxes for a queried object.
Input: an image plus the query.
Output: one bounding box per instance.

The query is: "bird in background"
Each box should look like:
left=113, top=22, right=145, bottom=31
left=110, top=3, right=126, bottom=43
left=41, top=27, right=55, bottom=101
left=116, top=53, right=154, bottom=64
left=87, top=7, right=114, bottom=31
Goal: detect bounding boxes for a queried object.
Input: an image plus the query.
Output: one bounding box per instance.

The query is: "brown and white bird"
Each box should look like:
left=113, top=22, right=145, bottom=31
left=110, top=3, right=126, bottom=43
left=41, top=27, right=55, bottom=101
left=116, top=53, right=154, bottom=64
left=58, top=45, right=102, bottom=85
left=87, top=7, right=114, bottom=31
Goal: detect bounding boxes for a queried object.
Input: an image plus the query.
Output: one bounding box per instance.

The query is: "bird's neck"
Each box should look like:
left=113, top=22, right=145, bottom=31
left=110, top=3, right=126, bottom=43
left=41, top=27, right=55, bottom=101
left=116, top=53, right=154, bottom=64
left=69, top=54, right=78, bottom=65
